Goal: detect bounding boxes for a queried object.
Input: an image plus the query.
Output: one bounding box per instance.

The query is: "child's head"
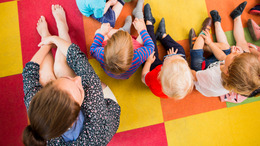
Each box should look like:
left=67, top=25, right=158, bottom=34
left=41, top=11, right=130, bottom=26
left=222, top=52, right=260, bottom=96
left=23, top=79, right=82, bottom=145
left=104, top=30, right=133, bottom=74
left=160, top=55, right=194, bottom=99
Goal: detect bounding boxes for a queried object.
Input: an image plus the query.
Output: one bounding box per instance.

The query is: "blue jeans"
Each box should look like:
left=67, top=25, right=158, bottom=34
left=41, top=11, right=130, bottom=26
left=91, top=8, right=116, bottom=27
left=190, top=48, right=231, bottom=71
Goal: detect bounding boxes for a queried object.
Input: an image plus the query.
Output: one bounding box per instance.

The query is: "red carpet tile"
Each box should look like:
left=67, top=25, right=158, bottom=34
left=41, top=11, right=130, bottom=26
left=0, top=74, right=27, bottom=146
left=18, top=0, right=87, bottom=67
left=108, top=123, right=168, bottom=146
left=161, top=89, right=227, bottom=122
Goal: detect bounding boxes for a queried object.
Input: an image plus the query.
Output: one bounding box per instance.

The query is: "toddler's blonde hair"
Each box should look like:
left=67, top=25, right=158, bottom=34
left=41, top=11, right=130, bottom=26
left=222, top=53, right=260, bottom=96
left=104, top=30, right=133, bottom=74
left=160, top=58, right=194, bottom=99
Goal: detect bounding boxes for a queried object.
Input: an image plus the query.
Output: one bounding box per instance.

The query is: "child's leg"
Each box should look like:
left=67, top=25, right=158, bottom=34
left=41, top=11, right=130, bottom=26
left=160, top=35, right=185, bottom=55
left=36, top=16, right=56, bottom=86
left=52, top=5, right=76, bottom=78
left=229, top=1, right=249, bottom=52
left=190, top=35, right=205, bottom=71
left=146, top=21, right=162, bottom=70
left=214, top=22, right=230, bottom=45
left=112, top=1, right=124, bottom=20
left=132, top=0, right=144, bottom=19
left=119, top=15, right=132, bottom=34
left=233, top=16, right=249, bottom=52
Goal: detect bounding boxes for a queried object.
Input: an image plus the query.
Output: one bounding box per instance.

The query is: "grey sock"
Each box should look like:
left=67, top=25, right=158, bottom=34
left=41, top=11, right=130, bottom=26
left=132, top=0, right=144, bottom=19
left=119, top=16, right=132, bottom=33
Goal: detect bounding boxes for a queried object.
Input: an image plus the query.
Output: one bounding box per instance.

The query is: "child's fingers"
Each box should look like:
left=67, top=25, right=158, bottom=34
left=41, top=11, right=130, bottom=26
left=174, top=49, right=178, bottom=54
left=202, top=30, right=207, bottom=36
left=200, top=34, right=206, bottom=39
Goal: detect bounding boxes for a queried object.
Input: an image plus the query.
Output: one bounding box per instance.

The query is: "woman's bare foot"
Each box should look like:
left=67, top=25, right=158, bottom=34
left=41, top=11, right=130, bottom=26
left=52, top=5, right=69, bottom=38
left=36, top=16, right=51, bottom=38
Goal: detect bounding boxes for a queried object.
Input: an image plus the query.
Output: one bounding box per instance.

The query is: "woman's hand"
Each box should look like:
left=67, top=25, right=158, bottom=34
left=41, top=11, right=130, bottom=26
left=133, top=18, right=146, bottom=34
left=167, top=47, right=178, bottom=55
left=38, top=36, right=58, bottom=47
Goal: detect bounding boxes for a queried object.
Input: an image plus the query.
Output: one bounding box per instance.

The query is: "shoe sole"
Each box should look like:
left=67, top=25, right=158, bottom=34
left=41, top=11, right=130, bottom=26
left=189, top=29, right=196, bottom=49
left=247, top=19, right=258, bottom=41
left=202, top=18, right=212, bottom=31
left=249, top=10, right=260, bottom=15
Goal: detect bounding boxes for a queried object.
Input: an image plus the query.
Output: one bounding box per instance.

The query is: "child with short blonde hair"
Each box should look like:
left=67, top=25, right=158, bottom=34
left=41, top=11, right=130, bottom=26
left=159, top=55, right=194, bottom=99
left=141, top=4, right=193, bottom=99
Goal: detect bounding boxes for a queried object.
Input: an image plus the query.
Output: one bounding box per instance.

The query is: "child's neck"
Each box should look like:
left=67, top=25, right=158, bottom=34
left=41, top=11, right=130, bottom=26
left=220, top=64, right=227, bottom=74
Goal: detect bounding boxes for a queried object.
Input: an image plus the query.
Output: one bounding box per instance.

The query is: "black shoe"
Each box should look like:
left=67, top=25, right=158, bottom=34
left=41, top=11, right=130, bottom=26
left=210, top=10, right=221, bottom=23
left=144, top=4, right=155, bottom=24
left=155, top=18, right=166, bottom=40
left=189, top=28, right=197, bottom=49
left=230, top=1, right=247, bottom=19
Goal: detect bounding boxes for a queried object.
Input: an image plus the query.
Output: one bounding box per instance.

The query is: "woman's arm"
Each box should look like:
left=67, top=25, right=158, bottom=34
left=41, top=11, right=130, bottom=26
left=31, top=44, right=52, bottom=64
left=38, top=36, right=71, bottom=57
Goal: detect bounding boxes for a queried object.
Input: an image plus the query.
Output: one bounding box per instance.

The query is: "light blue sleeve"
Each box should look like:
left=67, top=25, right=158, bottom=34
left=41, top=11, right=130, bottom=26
left=92, top=0, right=106, bottom=18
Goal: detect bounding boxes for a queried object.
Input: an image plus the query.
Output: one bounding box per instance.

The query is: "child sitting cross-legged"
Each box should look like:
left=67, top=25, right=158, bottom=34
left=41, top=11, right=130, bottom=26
left=90, top=0, right=154, bottom=79
left=141, top=4, right=193, bottom=99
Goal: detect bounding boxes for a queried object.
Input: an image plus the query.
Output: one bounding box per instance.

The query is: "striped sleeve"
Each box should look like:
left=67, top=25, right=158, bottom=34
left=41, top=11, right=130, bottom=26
left=135, top=30, right=155, bottom=63
left=90, top=33, right=105, bottom=65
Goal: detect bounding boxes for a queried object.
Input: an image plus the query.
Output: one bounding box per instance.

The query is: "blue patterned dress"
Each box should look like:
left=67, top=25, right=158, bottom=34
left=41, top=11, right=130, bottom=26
left=22, top=44, right=121, bottom=145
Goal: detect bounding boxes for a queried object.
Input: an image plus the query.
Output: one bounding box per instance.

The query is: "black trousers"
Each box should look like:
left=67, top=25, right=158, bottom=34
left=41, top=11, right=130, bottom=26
left=146, top=25, right=186, bottom=71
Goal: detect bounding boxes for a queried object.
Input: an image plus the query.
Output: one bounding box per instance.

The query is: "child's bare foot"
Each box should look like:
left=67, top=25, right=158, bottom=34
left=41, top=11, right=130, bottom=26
left=52, top=4, right=69, bottom=34
left=36, top=16, right=51, bottom=38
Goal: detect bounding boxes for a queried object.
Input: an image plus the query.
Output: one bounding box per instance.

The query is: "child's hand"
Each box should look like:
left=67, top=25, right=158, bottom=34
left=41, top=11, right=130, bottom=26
left=146, top=52, right=156, bottom=64
left=108, top=0, right=117, bottom=6
left=133, top=18, right=146, bottom=34
left=96, top=23, right=112, bottom=35
left=38, top=36, right=57, bottom=47
left=200, top=30, right=212, bottom=45
left=167, top=47, right=178, bottom=55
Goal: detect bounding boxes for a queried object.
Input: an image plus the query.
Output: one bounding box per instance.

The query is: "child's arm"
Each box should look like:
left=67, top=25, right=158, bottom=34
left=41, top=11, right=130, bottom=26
left=201, top=30, right=227, bottom=61
left=141, top=52, right=155, bottom=84
left=90, top=23, right=112, bottom=61
left=133, top=18, right=155, bottom=63
left=191, top=70, right=197, bottom=81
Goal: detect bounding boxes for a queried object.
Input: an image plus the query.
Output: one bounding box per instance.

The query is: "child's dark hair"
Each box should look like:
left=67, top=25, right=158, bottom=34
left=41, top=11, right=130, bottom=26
left=22, top=81, right=81, bottom=145
left=104, top=30, right=133, bottom=74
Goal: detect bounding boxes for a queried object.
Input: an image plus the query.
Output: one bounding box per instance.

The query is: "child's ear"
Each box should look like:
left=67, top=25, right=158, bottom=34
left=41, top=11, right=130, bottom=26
left=221, top=65, right=229, bottom=76
left=224, top=69, right=229, bottom=76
